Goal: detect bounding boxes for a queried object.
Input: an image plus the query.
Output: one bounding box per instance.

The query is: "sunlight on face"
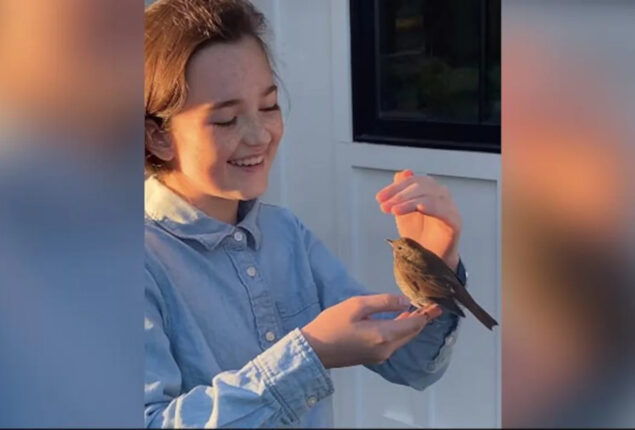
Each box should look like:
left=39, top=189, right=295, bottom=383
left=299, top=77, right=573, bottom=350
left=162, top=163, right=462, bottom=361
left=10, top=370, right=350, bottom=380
left=167, top=36, right=283, bottom=201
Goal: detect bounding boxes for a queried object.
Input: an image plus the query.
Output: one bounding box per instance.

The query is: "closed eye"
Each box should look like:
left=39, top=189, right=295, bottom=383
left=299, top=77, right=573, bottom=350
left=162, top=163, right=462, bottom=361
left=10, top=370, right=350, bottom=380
left=260, top=104, right=280, bottom=112
left=213, top=117, right=237, bottom=127
left=213, top=104, right=278, bottom=127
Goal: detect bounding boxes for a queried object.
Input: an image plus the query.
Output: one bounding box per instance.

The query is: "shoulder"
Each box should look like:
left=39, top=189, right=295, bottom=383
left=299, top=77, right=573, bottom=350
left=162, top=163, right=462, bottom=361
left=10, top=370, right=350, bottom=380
left=258, top=202, right=299, bottom=225
left=144, top=215, right=172, bottom=251
left=257, top=202, right=306, bottom=236
left=257, top=202, right=323, bottom=255
left=143, top=217, right=179, bottom=291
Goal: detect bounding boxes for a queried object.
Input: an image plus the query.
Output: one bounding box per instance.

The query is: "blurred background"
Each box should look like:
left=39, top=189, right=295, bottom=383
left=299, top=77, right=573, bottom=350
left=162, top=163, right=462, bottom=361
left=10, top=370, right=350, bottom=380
left=502, top=1, right=635, bottom=427
left=1, top=0, right=633, bottom=428
left=0, top=0, right=144, bottom=427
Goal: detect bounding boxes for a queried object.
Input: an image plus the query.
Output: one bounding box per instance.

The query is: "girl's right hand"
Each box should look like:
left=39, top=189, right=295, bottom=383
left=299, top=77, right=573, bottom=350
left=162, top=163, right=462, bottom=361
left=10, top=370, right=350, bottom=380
left=300, top=294, right=441, bottom=369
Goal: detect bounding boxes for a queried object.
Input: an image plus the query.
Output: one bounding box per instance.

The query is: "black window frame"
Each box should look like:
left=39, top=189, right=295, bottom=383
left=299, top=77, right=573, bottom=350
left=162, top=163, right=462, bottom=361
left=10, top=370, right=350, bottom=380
left=350, top=0, right=501, bottom=153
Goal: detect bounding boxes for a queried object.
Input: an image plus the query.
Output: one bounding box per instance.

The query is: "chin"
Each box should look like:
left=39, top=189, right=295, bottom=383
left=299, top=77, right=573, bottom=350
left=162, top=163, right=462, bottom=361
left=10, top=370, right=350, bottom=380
left=236, top=183, right=268, bottom=201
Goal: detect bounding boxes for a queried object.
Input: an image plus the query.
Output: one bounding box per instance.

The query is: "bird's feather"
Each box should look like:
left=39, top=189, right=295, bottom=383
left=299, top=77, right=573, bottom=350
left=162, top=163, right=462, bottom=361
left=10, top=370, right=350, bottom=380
left=399, top=259, right=450, bottom=298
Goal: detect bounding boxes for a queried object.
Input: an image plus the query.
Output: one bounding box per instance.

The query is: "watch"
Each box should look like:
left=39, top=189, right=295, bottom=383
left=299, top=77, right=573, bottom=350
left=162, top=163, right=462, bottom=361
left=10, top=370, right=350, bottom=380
left=455, top=258, right=468, bottom=286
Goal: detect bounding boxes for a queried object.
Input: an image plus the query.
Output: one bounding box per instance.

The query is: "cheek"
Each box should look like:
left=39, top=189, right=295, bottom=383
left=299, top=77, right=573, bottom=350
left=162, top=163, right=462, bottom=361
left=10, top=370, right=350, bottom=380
left=207, top=128, right=240, bottom=162
left=176, top=126, right=237, bottom=176
left=266, top=114, right=284, bottom=152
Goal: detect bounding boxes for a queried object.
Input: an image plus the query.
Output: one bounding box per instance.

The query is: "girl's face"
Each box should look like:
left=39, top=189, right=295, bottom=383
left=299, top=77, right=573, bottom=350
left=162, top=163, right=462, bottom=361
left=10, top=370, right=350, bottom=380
left=167, top=36, right=283, bottom=201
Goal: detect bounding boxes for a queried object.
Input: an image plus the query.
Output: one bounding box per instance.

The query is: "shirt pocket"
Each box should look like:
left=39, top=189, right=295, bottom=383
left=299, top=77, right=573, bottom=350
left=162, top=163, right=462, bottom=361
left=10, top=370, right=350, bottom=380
left=273, top=281, right=321, bottom=331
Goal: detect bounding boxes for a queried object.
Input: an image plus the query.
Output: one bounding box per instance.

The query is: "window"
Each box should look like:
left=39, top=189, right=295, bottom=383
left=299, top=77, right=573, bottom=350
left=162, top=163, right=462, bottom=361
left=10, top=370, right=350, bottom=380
left=350, top=0, right=501, bottom=152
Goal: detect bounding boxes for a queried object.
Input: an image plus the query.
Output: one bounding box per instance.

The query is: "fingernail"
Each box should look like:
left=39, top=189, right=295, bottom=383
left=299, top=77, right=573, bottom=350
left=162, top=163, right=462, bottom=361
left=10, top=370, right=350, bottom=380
left=399, top=296, right=411, bottom=307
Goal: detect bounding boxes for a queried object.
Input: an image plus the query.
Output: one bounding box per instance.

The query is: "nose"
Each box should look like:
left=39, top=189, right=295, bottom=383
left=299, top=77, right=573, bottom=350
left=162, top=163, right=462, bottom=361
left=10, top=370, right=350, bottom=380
left=385, top=239, right=394, bottom=246
left=244, top=116, right=272, bottom=147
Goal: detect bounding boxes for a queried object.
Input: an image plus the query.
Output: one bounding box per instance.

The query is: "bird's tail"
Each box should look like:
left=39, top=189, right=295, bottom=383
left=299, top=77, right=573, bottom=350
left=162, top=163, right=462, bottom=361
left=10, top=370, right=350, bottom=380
left=453, top=284, right=498, bottom=330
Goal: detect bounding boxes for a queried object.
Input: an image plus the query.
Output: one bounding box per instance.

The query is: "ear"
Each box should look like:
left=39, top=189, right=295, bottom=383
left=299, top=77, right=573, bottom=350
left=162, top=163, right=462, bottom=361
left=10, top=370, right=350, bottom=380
left=145, top=118, right=175, bottom=163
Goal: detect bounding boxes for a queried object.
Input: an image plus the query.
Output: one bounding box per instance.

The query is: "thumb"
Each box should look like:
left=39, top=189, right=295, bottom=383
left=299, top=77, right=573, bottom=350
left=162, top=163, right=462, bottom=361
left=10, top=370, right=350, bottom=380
left=393, top=169, right=414, bottom=183
left=352, top=294, right=411, bottom=320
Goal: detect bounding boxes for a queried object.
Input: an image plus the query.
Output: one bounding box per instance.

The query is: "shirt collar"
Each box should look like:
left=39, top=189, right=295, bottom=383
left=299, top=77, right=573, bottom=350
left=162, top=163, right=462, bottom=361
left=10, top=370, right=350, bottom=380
left=144, top=175, right=262, bottom=250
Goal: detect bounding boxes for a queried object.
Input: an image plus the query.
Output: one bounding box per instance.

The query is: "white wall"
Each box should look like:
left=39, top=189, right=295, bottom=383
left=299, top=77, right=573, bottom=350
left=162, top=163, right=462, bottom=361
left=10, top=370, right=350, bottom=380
left=257, top=0, right=501, bottom=427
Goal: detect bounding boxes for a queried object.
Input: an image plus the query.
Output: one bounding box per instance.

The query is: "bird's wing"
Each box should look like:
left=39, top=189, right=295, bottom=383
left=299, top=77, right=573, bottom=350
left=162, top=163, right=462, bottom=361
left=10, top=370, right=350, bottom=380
left=416, top=244, right=461, bottom=281
left=400, top=260, right=450, bottom=298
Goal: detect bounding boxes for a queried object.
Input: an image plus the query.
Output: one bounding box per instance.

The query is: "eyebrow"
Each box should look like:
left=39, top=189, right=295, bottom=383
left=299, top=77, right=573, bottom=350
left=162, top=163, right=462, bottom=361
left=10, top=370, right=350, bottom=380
left=209, top=85, right=278, bottom=110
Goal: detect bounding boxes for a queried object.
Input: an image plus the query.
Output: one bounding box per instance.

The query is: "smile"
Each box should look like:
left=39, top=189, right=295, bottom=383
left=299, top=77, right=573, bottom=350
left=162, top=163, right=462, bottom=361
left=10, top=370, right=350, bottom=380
left=227, top=155, right=265, bottom=167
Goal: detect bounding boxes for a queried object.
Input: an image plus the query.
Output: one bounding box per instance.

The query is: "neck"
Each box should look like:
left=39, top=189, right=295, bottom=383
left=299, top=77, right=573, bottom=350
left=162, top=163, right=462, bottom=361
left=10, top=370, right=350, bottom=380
left=159, top=172, right=239, bottom=225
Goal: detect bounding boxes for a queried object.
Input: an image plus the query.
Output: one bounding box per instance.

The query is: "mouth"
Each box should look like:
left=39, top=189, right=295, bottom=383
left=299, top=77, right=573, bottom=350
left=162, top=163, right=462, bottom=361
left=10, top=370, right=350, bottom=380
left=227, top=154, right=265, bottom=169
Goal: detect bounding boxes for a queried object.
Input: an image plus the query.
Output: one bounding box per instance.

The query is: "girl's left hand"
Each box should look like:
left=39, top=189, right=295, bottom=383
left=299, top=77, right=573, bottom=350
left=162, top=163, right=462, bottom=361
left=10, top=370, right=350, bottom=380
left=376, top=169, right=462, bottom=271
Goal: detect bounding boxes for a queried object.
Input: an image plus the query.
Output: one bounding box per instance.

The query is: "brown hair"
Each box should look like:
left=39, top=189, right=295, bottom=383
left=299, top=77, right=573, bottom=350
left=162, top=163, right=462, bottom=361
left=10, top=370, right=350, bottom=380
left=144, top=0, right=272, bottom=172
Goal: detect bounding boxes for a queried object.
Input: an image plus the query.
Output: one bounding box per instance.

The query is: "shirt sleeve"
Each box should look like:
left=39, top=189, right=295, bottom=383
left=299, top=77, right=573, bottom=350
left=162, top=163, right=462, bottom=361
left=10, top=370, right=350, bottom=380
left=144, top=268, right=334, bottom=428
left=295, top=215, right=460, bottom=391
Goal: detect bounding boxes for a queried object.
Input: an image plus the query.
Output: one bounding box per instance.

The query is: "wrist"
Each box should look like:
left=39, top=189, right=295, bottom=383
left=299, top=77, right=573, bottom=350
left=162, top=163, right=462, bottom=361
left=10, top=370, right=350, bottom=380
left=300, top=326, right=331, bottom=369
left=444, top=252, right=460, bottom=272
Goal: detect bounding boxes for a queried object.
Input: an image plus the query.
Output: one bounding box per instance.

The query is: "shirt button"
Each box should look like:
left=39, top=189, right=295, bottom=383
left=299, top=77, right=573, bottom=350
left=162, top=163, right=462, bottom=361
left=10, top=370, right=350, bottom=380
left=246, top=266, right=257, bottom=277
left=265, top=331, right=276, bottom=342
left=233, top=231, right=244, bottom=242
left=306, top=396, right=317, bottom=407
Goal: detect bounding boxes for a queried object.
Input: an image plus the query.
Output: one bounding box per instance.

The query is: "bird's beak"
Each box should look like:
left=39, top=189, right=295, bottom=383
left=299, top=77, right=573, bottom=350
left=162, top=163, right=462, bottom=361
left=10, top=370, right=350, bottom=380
left=385, top=239, right=394, bottom=247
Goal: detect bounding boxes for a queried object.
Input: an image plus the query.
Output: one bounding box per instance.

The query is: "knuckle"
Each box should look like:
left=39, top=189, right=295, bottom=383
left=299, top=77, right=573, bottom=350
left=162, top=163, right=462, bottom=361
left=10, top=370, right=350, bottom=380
left=390, top=192, right=403, bottom=204
left=348, top=296, right=364, bottom=313
left=356, top=302, right=369, bottom=315
left=371, top=329, right=388, bottom=346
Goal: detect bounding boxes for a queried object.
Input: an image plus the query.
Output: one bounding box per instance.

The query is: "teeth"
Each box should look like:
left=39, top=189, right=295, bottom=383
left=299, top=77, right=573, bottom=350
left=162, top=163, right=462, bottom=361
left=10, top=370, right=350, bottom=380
left=229, top=155, right=264, bottom=167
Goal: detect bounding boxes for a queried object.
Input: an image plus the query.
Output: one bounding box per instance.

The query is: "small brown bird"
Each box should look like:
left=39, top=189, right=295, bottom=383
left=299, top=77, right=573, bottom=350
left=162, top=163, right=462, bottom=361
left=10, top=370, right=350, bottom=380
left=387, top=237, right=498, bottom=330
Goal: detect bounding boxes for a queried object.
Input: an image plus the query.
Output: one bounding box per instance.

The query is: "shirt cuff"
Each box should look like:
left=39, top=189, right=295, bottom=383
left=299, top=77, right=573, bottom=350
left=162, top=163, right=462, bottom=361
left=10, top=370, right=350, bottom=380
left=424, top=312, right=461, bottom=373
left=253, top=328, right=334, bottom=423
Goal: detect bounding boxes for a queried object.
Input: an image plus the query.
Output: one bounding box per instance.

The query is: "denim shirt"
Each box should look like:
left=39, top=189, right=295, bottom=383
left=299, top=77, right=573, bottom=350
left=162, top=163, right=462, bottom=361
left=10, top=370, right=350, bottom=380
left=144, top=176, right=460, bottom=428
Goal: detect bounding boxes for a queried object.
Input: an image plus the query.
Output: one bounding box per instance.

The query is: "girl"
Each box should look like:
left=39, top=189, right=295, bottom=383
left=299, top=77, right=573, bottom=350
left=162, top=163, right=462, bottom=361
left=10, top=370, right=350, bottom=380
left=144, top=0, right=464, bottom=427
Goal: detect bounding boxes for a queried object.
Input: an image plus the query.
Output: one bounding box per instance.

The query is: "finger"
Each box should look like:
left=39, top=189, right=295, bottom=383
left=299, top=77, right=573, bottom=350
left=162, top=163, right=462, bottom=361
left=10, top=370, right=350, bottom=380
left=393, top=169, right=414, bottom=183
left=386, top=305, right=443, bottom=350
left=388, top=304, right=442, bottom=338
left=391, top=198, right=459, bottom=230
left=376, top=175, right=416, bottom=204
left=414, top=303, right=443, bottom=320
left=390, top=195, right=438, bottom=217
left=379, top=311, right=432, bottom=341
left=393, top=304, right=436, bottom=321
left=394, top=310, right=413, bottom=321
left=352, top=294, right=412, bottom=319
left=389, top=324, right=423, bottom=351
left=380, top=181, right=438, bottom=213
